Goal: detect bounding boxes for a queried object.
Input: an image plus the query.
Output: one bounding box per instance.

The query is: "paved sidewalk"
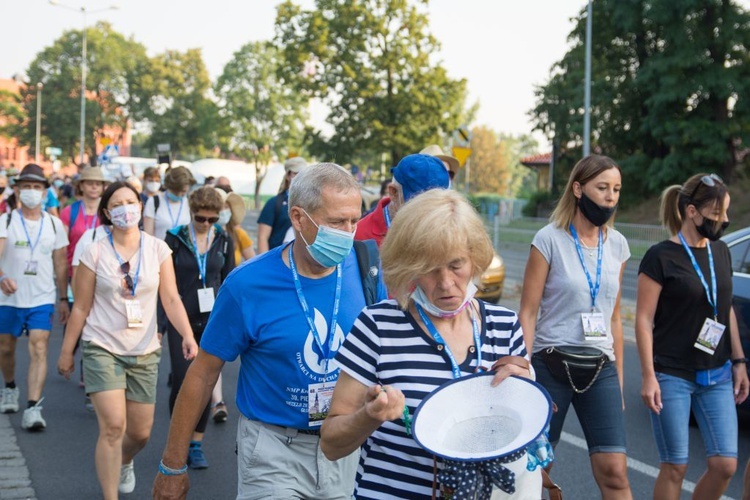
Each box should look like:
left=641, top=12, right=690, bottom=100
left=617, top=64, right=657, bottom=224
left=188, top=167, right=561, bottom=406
left=0, top=414, right=36, bottom=500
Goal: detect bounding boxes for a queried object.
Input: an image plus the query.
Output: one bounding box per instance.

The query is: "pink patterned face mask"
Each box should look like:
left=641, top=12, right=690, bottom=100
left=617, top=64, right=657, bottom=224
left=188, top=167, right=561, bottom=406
left=109, top=204, right=141, bottom=229
left=410, top=281, right=478, bottom=318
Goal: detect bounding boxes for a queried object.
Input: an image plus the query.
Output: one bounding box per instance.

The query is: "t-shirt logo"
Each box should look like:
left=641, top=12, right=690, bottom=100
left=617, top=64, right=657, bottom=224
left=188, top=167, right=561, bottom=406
left=302, top=308, right=345, bottom=377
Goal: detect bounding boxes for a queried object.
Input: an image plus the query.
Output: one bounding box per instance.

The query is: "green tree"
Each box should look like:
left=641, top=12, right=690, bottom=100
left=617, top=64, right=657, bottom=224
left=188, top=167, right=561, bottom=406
left=467, top=127, right=539, bottom=197
left=215, top=41, right=309, bottom=208
left=275, top=0, right=471, bottom=166
left=0, top=89, right=24, bottom=140
left=20, top=22, right=150, bottom=167
left=531, top=0, right=750, bottom=200
left=142, top=48, right=219, bottom=160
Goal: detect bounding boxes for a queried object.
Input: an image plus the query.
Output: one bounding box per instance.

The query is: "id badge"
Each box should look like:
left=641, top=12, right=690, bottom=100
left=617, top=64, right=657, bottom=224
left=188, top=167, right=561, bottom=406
left=24, top=260, right=38, bottom=276
left=694, top=318, right=726, bottom=355
left=124, top=300, right=144, bottom=328
left=581, top=311, right=606, bottom=340
left=197, top=287, right=215, bottom=313
left=307, top=381, right=335, bottom=427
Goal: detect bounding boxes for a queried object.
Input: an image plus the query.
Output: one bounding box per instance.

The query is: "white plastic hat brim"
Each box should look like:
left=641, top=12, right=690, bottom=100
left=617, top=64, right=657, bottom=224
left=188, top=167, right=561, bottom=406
left=412, top=373, right=552, bottom=462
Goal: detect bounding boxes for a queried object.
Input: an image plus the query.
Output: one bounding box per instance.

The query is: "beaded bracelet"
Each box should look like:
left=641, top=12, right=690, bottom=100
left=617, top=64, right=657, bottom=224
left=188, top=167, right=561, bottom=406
left=158, top=460, right=188, bottom=476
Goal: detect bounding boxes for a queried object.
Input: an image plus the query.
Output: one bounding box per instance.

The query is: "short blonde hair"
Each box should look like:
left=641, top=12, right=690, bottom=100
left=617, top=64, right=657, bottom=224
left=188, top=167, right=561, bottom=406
left=381, top=189, right=493, bottom=309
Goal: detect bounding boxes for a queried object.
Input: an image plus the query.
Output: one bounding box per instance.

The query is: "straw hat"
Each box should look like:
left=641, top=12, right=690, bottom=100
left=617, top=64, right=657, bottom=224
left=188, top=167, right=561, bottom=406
left=226, top=192, right=246, bottom=225
left=73, top=167, right=106, bottom=184
left=420, top=144, right=460, bottom=176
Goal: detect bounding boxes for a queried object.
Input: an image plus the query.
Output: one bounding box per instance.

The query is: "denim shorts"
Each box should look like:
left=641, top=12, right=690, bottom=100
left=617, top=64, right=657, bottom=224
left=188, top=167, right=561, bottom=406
left=532, top=356, right=626, bottom=454
left=650, top=371, right=737, bottom=464
left=0, top=304, right=55, bottom=337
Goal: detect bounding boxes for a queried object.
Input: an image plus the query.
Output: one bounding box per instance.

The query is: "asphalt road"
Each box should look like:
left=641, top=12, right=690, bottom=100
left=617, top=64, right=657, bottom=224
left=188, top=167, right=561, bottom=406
left=3, top=209, right=749, bottom=499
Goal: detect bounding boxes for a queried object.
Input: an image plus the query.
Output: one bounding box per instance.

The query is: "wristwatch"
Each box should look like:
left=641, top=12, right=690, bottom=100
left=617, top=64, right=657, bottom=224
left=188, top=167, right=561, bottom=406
left=731, top=358, right=749, bottom=365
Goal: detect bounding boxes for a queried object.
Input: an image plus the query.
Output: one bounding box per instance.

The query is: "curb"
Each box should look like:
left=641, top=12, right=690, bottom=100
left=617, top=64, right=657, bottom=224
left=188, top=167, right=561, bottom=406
left=0, top=414, right=36, bottom=500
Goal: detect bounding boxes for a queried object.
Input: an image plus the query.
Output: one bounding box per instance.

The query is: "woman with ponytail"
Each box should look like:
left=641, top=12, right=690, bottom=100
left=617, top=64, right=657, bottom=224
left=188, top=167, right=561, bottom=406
left=636, top=173, right=748, bottom=499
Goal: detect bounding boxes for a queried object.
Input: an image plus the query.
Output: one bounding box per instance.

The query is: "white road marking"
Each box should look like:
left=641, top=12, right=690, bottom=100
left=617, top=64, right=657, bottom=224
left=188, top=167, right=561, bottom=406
left=560, top=431, right=735, bottom=500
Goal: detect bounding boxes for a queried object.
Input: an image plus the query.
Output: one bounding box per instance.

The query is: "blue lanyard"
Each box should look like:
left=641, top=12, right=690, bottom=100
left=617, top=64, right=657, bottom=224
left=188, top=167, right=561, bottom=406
left=166, top=196, right=185, bottom=229
left=383, top=204, right=392, bottom=229
left=19, top=213, right=46, bottom=258
left=288, top=243, right=343, bottom=379
left=108, top=232, right=143, bottom=297
left=569, top=225, right=603, bottom=309
left=678, top=232, right=718, bottom=320
left=84, top=212, right=98, bottom=231
left=189, top=223, right=211, bottom=287
left=415, top=303, right=482, bottom=379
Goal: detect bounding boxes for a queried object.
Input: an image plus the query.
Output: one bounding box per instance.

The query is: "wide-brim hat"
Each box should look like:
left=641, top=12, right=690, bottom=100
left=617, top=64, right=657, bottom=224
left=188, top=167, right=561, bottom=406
left=73, top=166, right=107, bottom=184
left=412, top=373, right=552, bottom=462
left=16, top=163, right=49, bottom=187
left=226, top=192, right=246, bottom=225
left=420, top=144, right=460, bottom=176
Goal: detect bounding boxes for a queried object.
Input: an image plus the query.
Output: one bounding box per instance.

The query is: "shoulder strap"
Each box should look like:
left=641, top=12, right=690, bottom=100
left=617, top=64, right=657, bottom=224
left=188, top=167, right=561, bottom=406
left=70, top=200, right=82, bottom=227
left=153, top=193, right=160, bottom=214
left=353, top=239, right=380, bottom=306
left=5, top=210, right=11, bottom=229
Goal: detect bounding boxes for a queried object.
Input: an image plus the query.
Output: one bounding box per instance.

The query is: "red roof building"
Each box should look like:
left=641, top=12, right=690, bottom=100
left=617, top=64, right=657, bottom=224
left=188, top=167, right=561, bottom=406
left=520, top=152, right=552, bottom=192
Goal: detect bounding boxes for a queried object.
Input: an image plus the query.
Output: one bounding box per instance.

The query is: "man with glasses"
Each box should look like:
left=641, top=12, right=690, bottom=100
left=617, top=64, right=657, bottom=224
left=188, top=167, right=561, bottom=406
left=0, top=164, right=68, bottom=430
left=153, top=163, right=387, bottom=500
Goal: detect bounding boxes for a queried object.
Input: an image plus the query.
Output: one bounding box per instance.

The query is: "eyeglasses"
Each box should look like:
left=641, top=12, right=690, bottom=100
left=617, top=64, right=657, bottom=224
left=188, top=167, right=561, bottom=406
left=194, top=215, right=220, bottom=224
left=688, top=174, right=723, bottom=200
left=120, top=261, right=134, bottom=295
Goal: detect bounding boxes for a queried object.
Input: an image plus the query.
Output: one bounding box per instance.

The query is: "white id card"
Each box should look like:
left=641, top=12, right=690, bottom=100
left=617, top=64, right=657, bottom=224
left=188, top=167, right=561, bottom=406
left=124, top=300, right=144, bottom=328
left=307, top=381, right=335, bottom=427
left=694, top=318, right=726, bottom=355
left=197, top=287, right=215, bottom=313
left=24, top=260, right=38, bottom=276
left=581, top=311, right=606, bottom=340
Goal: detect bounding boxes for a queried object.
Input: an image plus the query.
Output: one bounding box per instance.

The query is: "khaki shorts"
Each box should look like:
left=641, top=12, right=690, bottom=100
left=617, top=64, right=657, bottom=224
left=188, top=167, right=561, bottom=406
left=82, top=341, right=161, bottom=404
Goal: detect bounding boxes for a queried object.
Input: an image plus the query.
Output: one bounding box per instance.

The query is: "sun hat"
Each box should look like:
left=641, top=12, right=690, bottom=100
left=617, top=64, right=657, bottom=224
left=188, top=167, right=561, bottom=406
left=391, top=154, right=450, bottom=202
left=412, top=373, right=552, bottom=462
left=284, top=157, right=308, bottom=174
left=16, top=164, right=49, bottom=187
left=226, top=192, right=246, bottom=225
left=420, top=144, right=460, bottom=176
left=73, top=166, right=106, bottom=184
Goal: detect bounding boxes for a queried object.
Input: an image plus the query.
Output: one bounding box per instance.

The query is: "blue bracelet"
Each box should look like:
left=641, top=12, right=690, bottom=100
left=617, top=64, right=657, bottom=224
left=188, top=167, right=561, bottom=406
left=158, top=460, right=188, bottom=476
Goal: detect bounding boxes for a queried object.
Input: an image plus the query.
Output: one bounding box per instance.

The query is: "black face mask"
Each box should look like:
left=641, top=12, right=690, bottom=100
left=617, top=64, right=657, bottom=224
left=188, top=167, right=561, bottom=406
left=578, top=192, right=617, bottom=227
left=695, top=216, right=730, bottom=241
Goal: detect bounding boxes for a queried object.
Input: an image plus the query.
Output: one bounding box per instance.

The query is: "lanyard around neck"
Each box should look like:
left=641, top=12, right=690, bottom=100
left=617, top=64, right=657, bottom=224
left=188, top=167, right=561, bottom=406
left=383, top=204, right=392, bottom=228
left=415, top=303, right=482, bottom=379
left=19, top=212, right=46, bottom=258
left=108, top=232, right=143, bottom=297
left=678, top=232, right=718, bottom=320
left=166, top=195, right=185, bottom=229
left=190, top=223, right=212, bottom=287
left=288, top=243, right=343, bottom=379
left=569, top=224, right=603, bottom=309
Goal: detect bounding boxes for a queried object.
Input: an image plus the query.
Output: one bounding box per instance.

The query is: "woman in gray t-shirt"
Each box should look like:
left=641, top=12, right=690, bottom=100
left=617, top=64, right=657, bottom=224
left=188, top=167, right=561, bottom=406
left=519, top=154, right=632, bottom=498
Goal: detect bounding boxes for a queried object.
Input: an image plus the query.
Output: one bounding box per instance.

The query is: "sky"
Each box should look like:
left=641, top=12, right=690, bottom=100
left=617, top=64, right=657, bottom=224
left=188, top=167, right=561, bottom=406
left=4, top=0, right=744, bottom=152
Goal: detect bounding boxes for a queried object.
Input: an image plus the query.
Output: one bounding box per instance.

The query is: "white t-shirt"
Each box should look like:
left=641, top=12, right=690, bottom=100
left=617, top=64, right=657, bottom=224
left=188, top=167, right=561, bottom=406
left=72, top=226, right=110, bottom=267
left=143, top=192, right=190, bottom=240
left=79, top=232, right=171, bottom=356
left=0, top=211, right=68, bottom=308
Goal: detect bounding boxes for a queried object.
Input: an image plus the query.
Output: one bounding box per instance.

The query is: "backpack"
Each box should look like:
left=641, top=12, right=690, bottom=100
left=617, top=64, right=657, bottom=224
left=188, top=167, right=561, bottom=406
left=353, top=239, right=380, bottom=307
left=5, top=210, right=57, bottom=234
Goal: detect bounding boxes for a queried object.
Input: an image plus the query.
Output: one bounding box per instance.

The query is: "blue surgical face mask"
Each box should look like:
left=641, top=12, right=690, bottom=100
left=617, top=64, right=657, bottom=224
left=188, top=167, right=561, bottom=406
left=53, top=179, right=64, bottom=189
left=166, top=191, right=182, bottom=203
left=299, top=209, right=355, bottom=268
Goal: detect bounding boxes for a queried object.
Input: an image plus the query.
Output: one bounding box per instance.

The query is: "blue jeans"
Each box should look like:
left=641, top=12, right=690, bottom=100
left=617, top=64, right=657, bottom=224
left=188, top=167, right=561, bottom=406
left=650, top=371, right=737, bottom=464
left=532, top=356, right=626, bottom=454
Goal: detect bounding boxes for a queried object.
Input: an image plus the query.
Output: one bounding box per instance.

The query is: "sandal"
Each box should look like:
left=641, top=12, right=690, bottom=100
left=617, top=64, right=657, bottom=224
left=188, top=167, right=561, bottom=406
left=212, top=401, right=228, bottom=423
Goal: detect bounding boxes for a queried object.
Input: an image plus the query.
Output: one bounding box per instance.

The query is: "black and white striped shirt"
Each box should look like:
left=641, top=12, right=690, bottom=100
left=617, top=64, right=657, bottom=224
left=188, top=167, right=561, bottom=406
left=335, top=299, right=526, bottom=499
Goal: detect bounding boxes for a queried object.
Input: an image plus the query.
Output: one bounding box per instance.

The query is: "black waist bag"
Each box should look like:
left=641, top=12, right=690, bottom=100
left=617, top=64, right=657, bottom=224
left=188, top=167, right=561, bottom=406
left=541, top=346, right=607, bottom=394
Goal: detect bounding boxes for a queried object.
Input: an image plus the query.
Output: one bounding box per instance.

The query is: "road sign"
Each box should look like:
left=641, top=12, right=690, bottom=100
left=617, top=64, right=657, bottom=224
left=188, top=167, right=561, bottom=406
left=454, top=125, right=472, bottom=147
left=45, top=147, right=62, bottom=157
left=452, top=146, right=472, bottom=167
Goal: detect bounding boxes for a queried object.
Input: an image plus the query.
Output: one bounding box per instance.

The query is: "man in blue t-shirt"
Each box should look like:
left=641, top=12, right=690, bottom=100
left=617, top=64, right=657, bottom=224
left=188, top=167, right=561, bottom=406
left=257, top=157, right=308, bottom=253
left=154, top=162, right=386, bottom=499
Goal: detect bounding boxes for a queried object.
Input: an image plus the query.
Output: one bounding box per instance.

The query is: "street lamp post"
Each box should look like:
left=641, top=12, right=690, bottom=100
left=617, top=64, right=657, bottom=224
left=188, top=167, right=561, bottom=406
left=48, top=1, right=118, bottom=167
left=35, top=83, right=43, bottom=164
left=583, top=0, right=593, bottom=157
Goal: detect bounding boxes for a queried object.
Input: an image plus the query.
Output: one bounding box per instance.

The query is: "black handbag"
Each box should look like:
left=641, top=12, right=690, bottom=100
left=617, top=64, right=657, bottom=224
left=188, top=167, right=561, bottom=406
left=541, top=346, right=607, bottom=394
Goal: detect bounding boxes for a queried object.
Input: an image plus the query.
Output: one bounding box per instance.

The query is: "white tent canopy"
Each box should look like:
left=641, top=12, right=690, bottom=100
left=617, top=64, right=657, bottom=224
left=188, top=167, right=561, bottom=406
left=189, top=159, right=285, bottom=196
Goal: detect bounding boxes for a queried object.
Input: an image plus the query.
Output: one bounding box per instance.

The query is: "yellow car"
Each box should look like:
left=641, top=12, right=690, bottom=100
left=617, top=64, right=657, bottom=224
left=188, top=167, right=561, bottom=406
left=476, top=252, right=505, bottom=302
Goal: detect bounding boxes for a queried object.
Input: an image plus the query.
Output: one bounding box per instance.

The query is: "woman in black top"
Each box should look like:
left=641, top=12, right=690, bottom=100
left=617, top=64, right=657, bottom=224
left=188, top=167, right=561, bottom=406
left=164, top=186, right=235, bottom=470
left=635, top=173, right=749, bottom=499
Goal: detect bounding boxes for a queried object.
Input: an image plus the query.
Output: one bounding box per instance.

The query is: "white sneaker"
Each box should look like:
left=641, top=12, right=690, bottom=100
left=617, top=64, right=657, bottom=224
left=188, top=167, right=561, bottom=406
left=0, top=387, right=19, bottom=413
left=119, top=461, right=135, bottom=494
left=21, top=400, right=46, bottom=431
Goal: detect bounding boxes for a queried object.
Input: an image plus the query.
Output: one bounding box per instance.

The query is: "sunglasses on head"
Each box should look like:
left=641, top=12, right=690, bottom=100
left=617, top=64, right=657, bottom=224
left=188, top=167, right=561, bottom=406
left=120, top=262, right=134, bottom=294
left=194, top=215, right=219, bottom=224
left=688, top=174, right=723, bottom=200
